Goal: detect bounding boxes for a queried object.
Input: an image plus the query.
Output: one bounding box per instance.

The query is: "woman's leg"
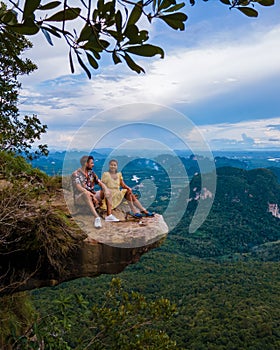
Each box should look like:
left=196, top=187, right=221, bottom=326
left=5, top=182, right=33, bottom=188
left=130, top=193, right=148, bottom=213
left=125, top=192, right=138, bottom=213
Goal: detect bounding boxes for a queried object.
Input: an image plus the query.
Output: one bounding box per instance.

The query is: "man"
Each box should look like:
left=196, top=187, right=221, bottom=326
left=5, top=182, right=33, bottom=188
left=72, top=155, right=119, bottom=228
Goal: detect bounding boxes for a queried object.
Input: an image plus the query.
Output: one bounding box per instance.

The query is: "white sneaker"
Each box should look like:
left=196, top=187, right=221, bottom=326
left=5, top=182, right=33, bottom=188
left=105, top=214, right=120, bottom=222
left=94, top=217, right=102, bottom=228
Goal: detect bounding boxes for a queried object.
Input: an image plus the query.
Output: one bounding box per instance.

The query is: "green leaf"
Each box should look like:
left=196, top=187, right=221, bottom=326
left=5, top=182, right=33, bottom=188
left=219, top=0, right=231, bottom=4
left=82, top=41, right=104, bottom=54
left=159, top=12, right=187, bottom=30
left=124, top=24, right=139, bottom=39
left=127, top=1, right=143, bottom=26
left=45, top=7, right=81, bottom=21
left=41, top=27, right=53, bottom=45
left=77, top=24, right=92, bottom=43
left=86, top=52, right=99, bottom=69
left=237, top=7, right=258, bottom=17
left=41, top=25, right=61, bottom=38
left=8, top=23, right=40, bottom=35
left=163, top=3, right=186, bottom=13
left=106, top=29, right=120, bottom=40
left=158, top=0, right=176, bottom=11
left=101, top=1, right=115, bottom=20
left=138, top=30, right=149, bottom=44
left=124, top=24, right=149, bottom=45
left=99, top=39, right=110, bottom=49
left=82, top=41, right=101, bottom=52
left=23, top=0, right=41, bottom=21
left=0, top=10, right=18, bottom=25
left=123, top=53, right=145, bottom=73
left=115, top=10, right=122, bottom=34
left=238, top=0, right=250, bottom=5
left=48, top=24, right=72, bottom=37
left=69, top=49, right=74, bottom=73
left=257, top=0, right=274, bottom=6
left=153, top=0, right=157, bottom=12
left=38, top=1, right=61, bottom=10
left=76, top=51, right=91, bottom=78
left=97, top=0, right=105, bottom=12
left=125, top=44, right=164, bottom=58
left=92, top=9, right=98, bottom=22
left=91, top=50, right=101, bottom=60
left=112, top=50, right=122, bottom=64
left=124, top=24, right=141, bottom=44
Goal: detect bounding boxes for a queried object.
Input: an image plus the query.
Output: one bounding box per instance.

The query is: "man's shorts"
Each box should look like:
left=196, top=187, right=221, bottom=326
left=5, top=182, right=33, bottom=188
left=75, top=190, right=102, bottom=206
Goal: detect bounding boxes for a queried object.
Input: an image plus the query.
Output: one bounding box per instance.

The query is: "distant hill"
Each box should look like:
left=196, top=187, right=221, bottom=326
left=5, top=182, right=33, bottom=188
left=171, top=167, right=280, bottom=260
left=30, top=150, right=107, bottom=175
left=31, top=150, right=280, bottom=181
left=268, top=166, right=280, bottom=182
left=214, top=156, right=248, bottom=169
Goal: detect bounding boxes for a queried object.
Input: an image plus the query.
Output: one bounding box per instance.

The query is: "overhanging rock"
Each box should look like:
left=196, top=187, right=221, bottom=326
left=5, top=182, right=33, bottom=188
left=0, top=190, right=169, bottom=295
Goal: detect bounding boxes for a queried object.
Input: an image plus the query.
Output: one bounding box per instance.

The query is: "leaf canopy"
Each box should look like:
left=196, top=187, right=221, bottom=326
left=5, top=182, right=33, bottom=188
left=0, top=0, right=275, bottom=76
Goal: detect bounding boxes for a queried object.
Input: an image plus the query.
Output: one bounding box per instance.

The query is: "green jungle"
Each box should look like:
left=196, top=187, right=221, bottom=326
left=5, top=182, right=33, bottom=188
left=1, top=3, right=280, bottom=346
left=1, top=150, right=280, bottom=349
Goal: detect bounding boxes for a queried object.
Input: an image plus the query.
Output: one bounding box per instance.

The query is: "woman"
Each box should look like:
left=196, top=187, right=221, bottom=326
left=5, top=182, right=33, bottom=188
left=101, top=159, right=154, bottom=218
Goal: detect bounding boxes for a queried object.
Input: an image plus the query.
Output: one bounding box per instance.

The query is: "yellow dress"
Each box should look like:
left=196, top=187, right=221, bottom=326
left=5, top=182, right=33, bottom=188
left=101, top=172, right=127, bottom=210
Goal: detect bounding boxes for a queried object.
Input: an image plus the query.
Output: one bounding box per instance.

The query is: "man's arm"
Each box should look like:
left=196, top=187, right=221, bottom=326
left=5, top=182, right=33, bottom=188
left=76, top=182, right=88, bottom=194
left=72, top=171, right=88, bottom=194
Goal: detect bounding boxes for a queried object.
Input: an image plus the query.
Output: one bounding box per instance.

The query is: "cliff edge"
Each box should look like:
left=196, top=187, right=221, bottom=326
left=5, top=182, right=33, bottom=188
left=0, top=154, right=168, bottom=295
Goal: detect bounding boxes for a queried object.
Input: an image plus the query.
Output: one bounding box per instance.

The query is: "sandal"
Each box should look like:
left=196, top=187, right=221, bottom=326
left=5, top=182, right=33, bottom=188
left=128, top=211, right=142, bottom=218
left=141, top=211, right=154, bottom=217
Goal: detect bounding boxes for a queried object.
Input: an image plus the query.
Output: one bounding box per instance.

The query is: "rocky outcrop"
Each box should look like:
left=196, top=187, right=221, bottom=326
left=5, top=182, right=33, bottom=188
left=14, top=233, right=167, bottom=294
left=72, top=206, right=168, bottom=249
left=268, top=203, right=280, bottom=219
left=0, top=188, right=168, bottom=295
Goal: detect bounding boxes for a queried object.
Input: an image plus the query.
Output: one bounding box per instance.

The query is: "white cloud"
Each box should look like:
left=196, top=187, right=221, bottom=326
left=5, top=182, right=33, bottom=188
left=21, top=24, right=280, bottom=109
left=35, top=116, right=280, bottom=151
left=18, top=15, right=280, bottom=150
left=200, top=117, right=280, bottom=150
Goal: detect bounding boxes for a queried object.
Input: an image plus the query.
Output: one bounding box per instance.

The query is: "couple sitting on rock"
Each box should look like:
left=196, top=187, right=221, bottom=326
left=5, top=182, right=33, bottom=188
left=72, top=155, right=154, bottom=228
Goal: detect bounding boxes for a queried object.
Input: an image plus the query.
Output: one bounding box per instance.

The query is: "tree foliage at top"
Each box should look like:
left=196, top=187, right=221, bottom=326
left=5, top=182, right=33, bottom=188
left=0, top=4, right=48, bottom=159
left=0, top=0, right=275, bottom=77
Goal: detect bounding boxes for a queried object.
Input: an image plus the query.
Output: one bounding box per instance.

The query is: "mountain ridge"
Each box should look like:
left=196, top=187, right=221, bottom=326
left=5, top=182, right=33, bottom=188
left=171, top=166, right=280, bottom=260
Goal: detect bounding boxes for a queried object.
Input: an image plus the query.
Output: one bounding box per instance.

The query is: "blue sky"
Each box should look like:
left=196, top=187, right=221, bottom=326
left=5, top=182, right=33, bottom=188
left=18, top=1, right=280, bottom=152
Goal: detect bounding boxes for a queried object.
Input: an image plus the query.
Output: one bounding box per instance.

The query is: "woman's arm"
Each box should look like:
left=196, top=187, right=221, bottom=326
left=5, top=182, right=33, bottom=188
left=120, top=175, right=132, bottom=193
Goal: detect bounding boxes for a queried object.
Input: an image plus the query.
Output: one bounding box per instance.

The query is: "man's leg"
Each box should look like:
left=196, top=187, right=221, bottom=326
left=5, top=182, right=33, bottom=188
left=99, top=190, right=119, bottom=222
left=76, top=192, right=99, bottom=217
left=98, top=190, right=113, bottom=216
left=75, top=192, right=102, bottom=227
left=86, top=192, right=100, bottom=217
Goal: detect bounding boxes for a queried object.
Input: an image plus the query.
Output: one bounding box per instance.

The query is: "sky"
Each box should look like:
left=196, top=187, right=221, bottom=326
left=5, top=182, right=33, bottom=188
left=17, top=0, right=280, bottom=153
